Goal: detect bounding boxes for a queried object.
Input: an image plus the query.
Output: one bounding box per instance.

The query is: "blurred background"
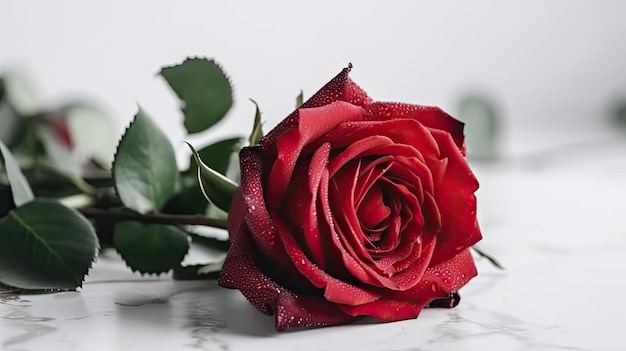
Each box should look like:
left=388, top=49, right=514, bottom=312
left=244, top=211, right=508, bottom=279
left=1, top=0, right=625, bottom=167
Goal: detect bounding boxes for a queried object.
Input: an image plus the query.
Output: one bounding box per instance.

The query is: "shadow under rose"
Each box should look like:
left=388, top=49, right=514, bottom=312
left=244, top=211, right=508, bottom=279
left=180, top=282, right=278, bottom=337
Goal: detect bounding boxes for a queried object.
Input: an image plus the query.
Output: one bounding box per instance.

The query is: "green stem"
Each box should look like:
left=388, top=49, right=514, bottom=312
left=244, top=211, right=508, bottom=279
left=78, top=207, right=227, bottom=230
left=471, top=246, right=505, bottom=270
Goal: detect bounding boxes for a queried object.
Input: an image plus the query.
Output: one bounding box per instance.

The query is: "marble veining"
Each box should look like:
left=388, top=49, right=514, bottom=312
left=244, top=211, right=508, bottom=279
left=184, top=300, right=228, bottom=351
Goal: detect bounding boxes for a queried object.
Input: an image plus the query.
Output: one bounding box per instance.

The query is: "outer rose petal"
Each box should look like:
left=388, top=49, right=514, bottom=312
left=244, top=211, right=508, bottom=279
left=260, top=64, right=372, bottom=149
left=237, top=147, right=285, bottom=260
left=388, top=248, right=478, bottom=302
left=266, top=102, right=366, bottom=209
left=218, top=220, right=355, bottom=331
left=365, top=102, right=466, bottom=151
left=226, top=188, right=246, bottom=238
left=428, top=130, right=482, bottom=264
left=341, top=298, right=430, bottom=322
left=238, top=147, right=328, bottom=293
left=342, top=250, right=477, bottom=322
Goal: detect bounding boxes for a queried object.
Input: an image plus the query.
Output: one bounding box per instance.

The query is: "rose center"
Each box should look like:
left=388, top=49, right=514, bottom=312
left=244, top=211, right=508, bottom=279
left=356, top=185, right=391, bottom=244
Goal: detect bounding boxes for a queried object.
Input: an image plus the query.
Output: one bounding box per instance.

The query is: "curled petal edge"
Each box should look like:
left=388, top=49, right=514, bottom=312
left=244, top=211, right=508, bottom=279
left=218, top=220, right=356, bottom=331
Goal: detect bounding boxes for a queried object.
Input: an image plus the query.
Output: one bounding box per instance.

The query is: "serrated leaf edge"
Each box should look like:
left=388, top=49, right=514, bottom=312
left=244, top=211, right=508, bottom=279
left=1, top=200, right=99, bottom=289
left=113, top=222, right=191, bottom=276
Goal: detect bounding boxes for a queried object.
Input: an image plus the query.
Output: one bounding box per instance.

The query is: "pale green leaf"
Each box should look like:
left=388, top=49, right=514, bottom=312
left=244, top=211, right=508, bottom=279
left=64, top=103, right=116, bottom=167
left=0, top=139, right=34, bottom=207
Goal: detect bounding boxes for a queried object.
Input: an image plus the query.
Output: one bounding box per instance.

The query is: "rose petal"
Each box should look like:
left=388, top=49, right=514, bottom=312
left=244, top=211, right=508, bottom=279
left=357, top=185, right=390, bottom=230
left=367, top=191, right=402, bottom=259
left=226, top=188, right=246, bottom=239
left=260, top=65, right=371, bottom=150
left=365, top=102, right=465, bottom=151
left=372, top=180, right=421, bottom=256
left=266, top=102, right=366, bottom=210
left=272, top=213, right=382, bottom=306
left=387, top=248, right=477, bottom=302
left=422, top=191, right=442, bottom=231
left=329, top=140, right=426, bottom=179
left=319, top=166, right=374, bottom=280
left=384, top=157, right=429, bottom=204
left=302, top=144, right=330, bottom=270
left=218, top=220, right=355, bottom=331
left=320, top=167, right=399, bottom=289
left=238, top=147, right=316, bottom=290
left=318, top=120, right=439, bottom=166
left=428, top=130, right=482, bottom=264
left=328, top=135, right=394, bottom=176
left=383, top=231, right=436, bottom=291
left=355, top=156, right=394, bottom=204
left=238, top=147, right=285, bottom=260
left=329, top=159, right=369, bottom=258
left=329, top=164, right=433, bottom=291
left=340, top=299, right=429, bottom=322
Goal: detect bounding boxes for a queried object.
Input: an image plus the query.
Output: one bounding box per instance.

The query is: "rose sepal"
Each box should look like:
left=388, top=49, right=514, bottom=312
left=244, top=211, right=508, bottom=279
left=185, top=141, right=238, bottom=212
left=248, top=99, right=263, bottom=146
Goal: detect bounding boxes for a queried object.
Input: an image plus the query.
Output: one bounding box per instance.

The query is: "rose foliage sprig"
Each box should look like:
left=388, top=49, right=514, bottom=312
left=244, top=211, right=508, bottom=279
left=0, top=58, right=239, bottom=290
left=0, top=58, right=499, bottom=329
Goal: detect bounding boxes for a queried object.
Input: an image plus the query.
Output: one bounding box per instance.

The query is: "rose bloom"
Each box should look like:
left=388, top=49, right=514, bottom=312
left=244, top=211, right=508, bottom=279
left=219, top=65, right=482, bottom=331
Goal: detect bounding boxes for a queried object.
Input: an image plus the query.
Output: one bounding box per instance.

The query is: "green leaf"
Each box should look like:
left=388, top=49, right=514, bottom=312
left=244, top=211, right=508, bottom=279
left=160, top=58, right=233, bottom=134
left=173, top=260, right=223, bottom=281
left=22, top=166, right=83, bottom=198
left=113, top=221, right=189, bottom=274
left=248, top=99, right=263, bottom=146
left=0, top=139, right=34, bottom=207
left=185, top=142, right=238, bottom=213
left=0, top=185, right=13, bottom=218
left=113, top=110, right=179, bottom=214
left=471, top=246, right=504, bottom=270
left=185, top=137, right=242, bottom=177
left=296, top=89, right=303, bottom=108
left=172, top=137, right=241, bottom=215
left=188, top=231, right=230, bottom=252
left=0, top=281, right=18, bottom=293
left=0, top=200, right=98, bottom=289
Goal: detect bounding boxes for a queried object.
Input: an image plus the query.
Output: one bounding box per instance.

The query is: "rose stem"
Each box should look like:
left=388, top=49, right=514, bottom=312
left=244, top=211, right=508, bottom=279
left=78, top=207, right=228, bottom=230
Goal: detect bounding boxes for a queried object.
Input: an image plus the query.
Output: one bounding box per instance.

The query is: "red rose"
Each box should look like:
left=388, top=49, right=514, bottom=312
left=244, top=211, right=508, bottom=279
left=219, top=65, right=482, bottom=331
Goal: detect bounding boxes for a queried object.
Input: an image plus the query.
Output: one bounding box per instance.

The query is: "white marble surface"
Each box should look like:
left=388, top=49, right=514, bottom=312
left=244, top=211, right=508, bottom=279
left=2, top=138, right=626, bottom=351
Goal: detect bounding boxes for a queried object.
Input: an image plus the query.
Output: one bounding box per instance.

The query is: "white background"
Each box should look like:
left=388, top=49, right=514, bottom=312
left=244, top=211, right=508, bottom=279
left=1, top=0, right=626, bottom=163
